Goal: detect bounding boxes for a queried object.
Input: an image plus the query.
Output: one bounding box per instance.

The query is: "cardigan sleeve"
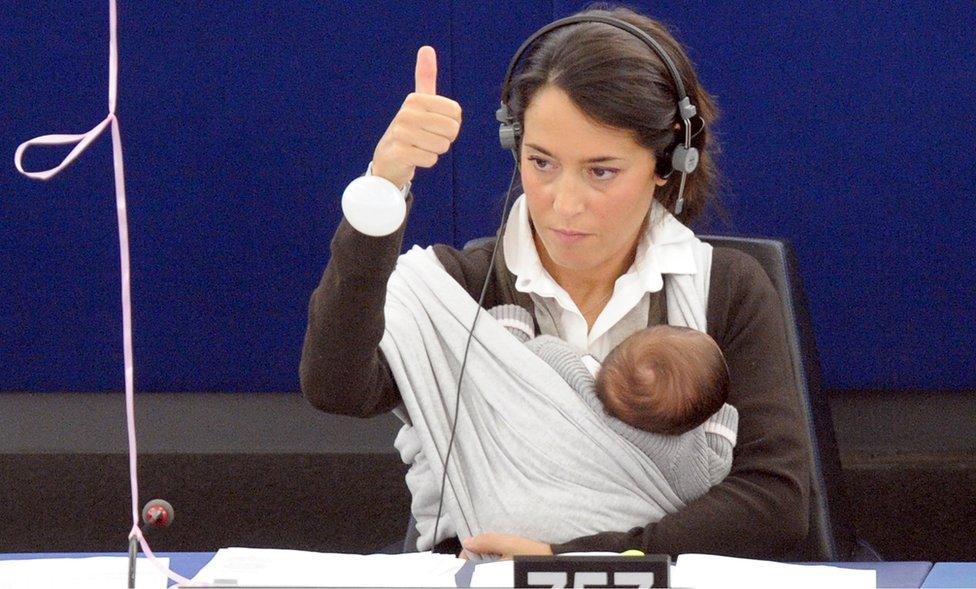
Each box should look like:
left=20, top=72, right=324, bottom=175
left=299, top=195, right=415, bottom=417
left=552, top=248, right=811, bottom=558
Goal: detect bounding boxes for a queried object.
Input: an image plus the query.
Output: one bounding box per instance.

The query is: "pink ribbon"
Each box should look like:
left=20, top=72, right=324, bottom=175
left=14, top=2, right=197, bottom=586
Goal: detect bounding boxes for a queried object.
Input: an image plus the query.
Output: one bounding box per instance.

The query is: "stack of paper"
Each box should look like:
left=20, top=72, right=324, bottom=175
left=0, top=556, right=169, bottom=589
left=191, top=548, right=465, bottom=587
left=671, top=554, right=876, bottom=589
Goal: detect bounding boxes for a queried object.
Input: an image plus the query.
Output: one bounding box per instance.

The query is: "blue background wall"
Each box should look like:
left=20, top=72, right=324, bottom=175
left=1, top=1, right=973, bottom=393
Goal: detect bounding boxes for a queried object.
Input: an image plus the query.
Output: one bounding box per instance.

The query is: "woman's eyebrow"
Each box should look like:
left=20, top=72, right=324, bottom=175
left=524, top=142, right=624, bottom=163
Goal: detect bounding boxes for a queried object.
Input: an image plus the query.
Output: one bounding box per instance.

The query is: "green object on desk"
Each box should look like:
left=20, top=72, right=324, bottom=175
left=620, top=549, right=645, bottom=556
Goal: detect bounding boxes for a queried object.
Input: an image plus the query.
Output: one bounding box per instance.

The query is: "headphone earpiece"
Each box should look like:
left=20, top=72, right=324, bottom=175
left=496, top=105, right=520, bottom=152
left=672, top=144, right=699, bottom=174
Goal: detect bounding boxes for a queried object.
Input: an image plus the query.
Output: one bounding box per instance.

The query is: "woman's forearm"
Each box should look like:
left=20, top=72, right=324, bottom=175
left=300, top=199, right=414, bottom=417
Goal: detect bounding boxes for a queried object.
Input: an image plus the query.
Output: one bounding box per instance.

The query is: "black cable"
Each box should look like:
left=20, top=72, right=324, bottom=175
left=430, top=156, right=521, bottom=550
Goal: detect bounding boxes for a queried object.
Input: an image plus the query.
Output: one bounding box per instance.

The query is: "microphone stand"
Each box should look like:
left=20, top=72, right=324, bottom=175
left=127, top=532, right=139, bottom=589
left=127, top=499, right=174, bottom=588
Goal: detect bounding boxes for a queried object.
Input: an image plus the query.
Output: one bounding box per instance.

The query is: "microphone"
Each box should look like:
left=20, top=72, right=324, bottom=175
left=129, top=499, right=174, bottom=588
left=141, top=499, right=174, bottom=531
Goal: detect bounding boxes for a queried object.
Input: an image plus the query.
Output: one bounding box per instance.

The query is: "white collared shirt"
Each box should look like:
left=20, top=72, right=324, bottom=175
left=503, top=195, right=700, bottom=361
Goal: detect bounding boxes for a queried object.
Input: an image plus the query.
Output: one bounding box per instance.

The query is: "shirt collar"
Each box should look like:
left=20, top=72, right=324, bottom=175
left=503, top=195, right=700, bottom=302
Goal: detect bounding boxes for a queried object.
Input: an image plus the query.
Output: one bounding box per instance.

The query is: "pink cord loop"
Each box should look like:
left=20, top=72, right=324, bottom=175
left=13, top=116, right=113, bottom=181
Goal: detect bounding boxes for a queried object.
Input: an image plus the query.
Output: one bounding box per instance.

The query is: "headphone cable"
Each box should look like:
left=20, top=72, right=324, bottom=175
left=429, top=158, right=520, bottom=550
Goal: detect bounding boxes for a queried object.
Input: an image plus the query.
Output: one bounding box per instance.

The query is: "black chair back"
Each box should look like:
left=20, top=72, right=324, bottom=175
left=700, top=235, right=861, bottom=561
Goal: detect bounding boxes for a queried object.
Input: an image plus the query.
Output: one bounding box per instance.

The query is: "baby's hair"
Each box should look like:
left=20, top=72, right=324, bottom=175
left=596, top=325, right=729, bottom=435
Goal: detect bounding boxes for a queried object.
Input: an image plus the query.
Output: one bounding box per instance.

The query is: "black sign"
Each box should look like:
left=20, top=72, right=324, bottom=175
left=513, top=555, right=670, bottom=588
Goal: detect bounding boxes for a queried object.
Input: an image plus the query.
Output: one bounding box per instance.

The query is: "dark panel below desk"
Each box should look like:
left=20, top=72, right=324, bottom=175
left=846, top=465, right=976, bottom=562
left=2, top=391, right=975, bottom=561
left=0, top=453, right=410, bottom=554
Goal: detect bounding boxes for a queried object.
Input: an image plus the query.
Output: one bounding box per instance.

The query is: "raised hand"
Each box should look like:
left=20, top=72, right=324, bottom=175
left=370, top=46, right=463, bottom=189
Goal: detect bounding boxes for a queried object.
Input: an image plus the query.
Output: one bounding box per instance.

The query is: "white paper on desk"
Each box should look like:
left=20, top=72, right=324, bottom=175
left=468, top=560, right=514, bottom=587
left=671, top=554, right=876, bottom=589
left=191, top=547, right=464, bottom=587
left=0, top=556, right=169, bottom=589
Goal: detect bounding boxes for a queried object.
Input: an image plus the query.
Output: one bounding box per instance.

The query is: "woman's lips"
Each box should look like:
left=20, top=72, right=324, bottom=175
left=551, top=228, right=591, bottom=244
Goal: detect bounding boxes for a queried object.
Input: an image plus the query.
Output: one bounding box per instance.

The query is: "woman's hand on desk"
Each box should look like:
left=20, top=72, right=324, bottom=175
left=461, top=533, right=553, bottom=560
left=371, top=46, right=463, bottom=189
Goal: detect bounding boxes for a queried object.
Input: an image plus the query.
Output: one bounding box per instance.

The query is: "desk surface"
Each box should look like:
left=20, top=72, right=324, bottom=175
left=921, top=562, right=976, bottom=588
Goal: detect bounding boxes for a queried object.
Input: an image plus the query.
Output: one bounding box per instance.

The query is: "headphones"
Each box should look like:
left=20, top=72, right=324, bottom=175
left=495, top=14, right=700, bottom=215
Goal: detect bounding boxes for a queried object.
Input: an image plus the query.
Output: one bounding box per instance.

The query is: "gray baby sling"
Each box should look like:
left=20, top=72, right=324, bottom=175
left=384, top=244, right=721, bottom=550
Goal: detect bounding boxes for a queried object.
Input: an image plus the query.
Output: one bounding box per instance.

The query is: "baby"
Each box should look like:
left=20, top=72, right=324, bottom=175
left=489, top=304, right=732, bottom=438
left=595, top=323, right=730, bottom=436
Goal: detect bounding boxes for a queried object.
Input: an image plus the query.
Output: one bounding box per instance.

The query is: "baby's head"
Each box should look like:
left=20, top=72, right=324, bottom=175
left=595, top=325, right=729, bottom=435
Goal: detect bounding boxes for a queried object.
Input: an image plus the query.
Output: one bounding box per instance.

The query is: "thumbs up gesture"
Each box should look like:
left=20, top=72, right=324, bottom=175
left=371, top=46, right=463, bottom=189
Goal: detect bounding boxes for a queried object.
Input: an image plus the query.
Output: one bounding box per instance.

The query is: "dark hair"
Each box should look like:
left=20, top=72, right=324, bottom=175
left=595, top=325, right=730, bottom=435
left=506, top=5, right=720, bottom=224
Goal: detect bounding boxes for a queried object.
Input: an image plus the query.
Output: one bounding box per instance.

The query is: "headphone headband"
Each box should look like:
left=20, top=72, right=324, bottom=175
left=499, top=14, right=690, bottom=108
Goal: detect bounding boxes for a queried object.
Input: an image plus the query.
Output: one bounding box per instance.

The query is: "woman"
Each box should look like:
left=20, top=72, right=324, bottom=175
left=300, top=6, right=810, bottom=559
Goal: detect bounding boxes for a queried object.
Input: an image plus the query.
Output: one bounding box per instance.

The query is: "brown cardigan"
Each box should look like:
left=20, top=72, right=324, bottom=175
left=300, top=196, right=811, bottom=558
